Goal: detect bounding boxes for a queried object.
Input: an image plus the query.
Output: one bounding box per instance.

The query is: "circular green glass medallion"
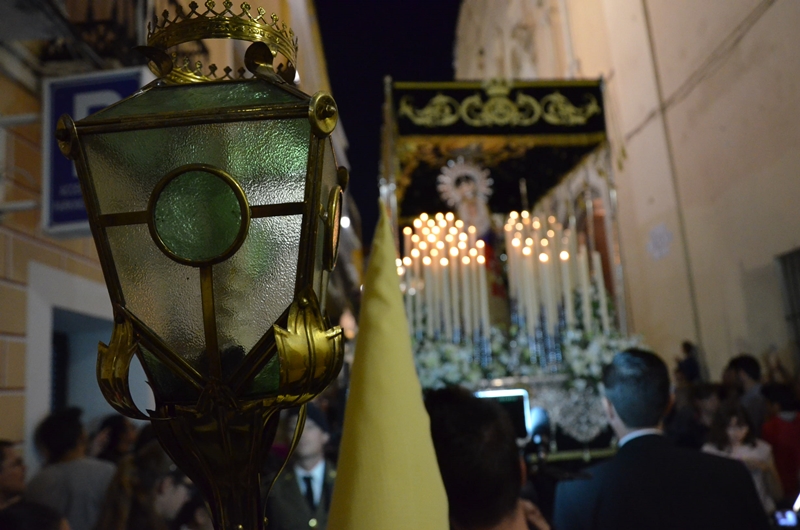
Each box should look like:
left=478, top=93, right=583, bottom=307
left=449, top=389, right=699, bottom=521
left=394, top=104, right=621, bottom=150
left=150, top=165, right=249, bottom=266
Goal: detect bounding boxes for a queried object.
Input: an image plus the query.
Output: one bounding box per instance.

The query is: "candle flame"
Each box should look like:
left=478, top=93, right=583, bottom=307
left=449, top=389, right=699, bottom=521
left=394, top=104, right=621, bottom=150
left=395, top=258, right=402, bottom=267
left=468, top=226, right=476, bottom=234
left=504, top=224, right=512, bottom=232
left=438, top=219, right=447, bottom=228
left=469, top=248, right=478, bottom=257
left=521, top=210, right=529, bottom=219
left=403, top=257, right=412, bottom=266
left=427, top=234, right=436, bottom=243
left=436, top=241, right=445, bottom=249
left=426, top=219, right=435, bottom=227
left=445, top=212, right=454, bottom=221
left=420, top=213, right=429, bottom=221
left=403, top=226, right=412, bottom=235
left=457, top=241, right=467, bottom=250
left=532, top=220, right=541, bottom=229
left=430, top=249, right=439, bottom=257
left=522, top=247, right=531, bottom=256
left=445, top=234, right=454, bottom=243
left=440, top=258, right=449, bottom=266
left=541, top=239, right=549, bottom=247
left=413, top=219, right=422, bottom=228
left=539, top=252, right=549, bottom=262
left=548, top=216, right=556, bottom=224
left=449, top=247, right=459, bottom=257
left=432, top=226, right=441, bottom=235
left=560, top=250, right=570, bottom=261
left=547, top=229, right=555, bottom=238
left=397, top=266, right=405, bottom=275
left=525, top=237, right=533, bottom=246
left=455, top=219, right=464, bottom=228
left=509, top=211, right=519, bottom=219
left=459, top=233, right=468, bottom=241
left=462, top=256, right=470, bottom=265
left=411, top=249, right=420, bottom=258
left=476, top=240, right=485, bottom=249
left=477, top=255, right=486, bottom=265
left=515, top=223, right=523, bottom=231
left=449, top=226, right=458, bottom=235
left=411, top=234, right=420, bottom=243
left=435, top=212, right=444, bottom=221
left=419, top=242, right=428, bottom=250
left=422, top=227, right=431, bottom=236
left=511, top=238, right=520, bottom=247
left=423, top=256, right=432, bottom=266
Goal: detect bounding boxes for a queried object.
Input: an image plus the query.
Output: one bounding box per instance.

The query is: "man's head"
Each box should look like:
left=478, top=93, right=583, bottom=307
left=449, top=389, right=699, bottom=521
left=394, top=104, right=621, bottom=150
left=728, top=355, right=761, bottom=388
left=602, top=349, right=671, bottom=432
left=0, top=441, right=25, bottom=503
left=425, top=386, right=522, bottom=530
left=287, top=403, right=330, bottom=464
left=34, top=407, right=86, bottom=464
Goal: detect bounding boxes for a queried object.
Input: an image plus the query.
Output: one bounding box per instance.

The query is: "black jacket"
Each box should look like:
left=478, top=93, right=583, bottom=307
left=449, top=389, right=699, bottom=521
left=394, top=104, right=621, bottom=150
left=553, top=434, right=770, bottom=530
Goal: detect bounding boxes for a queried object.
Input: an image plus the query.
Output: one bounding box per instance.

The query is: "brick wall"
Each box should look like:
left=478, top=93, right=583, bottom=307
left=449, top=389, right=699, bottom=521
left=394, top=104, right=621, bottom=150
left=0, top=74, right=103, bottom=441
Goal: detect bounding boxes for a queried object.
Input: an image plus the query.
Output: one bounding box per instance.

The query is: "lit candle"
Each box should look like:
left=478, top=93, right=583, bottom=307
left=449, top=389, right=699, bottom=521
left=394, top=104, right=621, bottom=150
left=521, top=246, right=536, bottom=337
left=539, top=251, right=557, bottom=335
left=423, top=256, right=434, bottom=338
left=477, top=254, right=490, bottom=338
left=560, top=250, right=574, bottom=329
left=469, top=248, right=480, bottom=338
left=592, top=250, right=610, bottom=335
left=403, top=226, right=412, bottom=257
left=449, top=246, right=461, bottom=340
left=411, top=249, right=423, bottom=335
left=461, top=256, right=473, bottom=339
left=440, top=257, right=453, bottom=341
left=430, top=249, right=441, bottom=336
left=578, top=244, right=592, bottom=334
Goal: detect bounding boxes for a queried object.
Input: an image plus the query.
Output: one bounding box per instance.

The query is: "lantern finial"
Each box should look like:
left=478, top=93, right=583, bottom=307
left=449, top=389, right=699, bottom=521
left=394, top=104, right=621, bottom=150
left=142, top=1, right=297, bottom=84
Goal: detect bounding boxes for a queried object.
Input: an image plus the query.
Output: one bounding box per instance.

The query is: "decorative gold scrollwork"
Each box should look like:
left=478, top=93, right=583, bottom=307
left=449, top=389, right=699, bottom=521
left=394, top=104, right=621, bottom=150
left=398, top=82, right=601, bottom=128
left=540, top=92, right=601, bottom=126
left=398, top=93, right=461, bottom=128
left=97, top=308, right=150, bottom=420
left=274, top=288, right=343, bottom=405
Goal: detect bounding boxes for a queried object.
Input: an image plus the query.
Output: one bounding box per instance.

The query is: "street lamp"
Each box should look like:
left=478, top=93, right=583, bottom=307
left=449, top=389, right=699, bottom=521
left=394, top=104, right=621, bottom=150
left=55, top=3, right=346, bottom=528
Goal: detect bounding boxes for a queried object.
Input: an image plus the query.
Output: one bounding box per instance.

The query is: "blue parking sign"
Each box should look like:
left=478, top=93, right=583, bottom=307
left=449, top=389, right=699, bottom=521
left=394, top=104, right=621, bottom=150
left=42, top=67, right=151, bottom=236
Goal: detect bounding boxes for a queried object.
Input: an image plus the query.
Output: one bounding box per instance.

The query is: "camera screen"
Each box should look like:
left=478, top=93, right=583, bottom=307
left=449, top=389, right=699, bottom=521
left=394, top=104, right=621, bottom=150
left=474, top=389, right=530, bottom=440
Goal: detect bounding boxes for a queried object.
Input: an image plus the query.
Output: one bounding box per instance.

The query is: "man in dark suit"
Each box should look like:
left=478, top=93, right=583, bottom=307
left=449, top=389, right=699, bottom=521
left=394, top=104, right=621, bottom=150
left=553, top=349, right=770, bottom=530
left=266, top=404, right=336, bottom=530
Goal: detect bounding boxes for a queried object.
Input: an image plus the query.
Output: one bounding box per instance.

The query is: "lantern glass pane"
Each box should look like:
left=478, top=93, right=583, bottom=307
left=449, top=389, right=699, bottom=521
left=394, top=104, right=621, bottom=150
left=243, top=355, right=280, bottom=397
left=106, top=224, right=206, bottom=369
left=313, top=138, right=340, bottom=301
left=213, top=215, right=302, bottom=358
left=153, top=170, right=243, bottom=262
left=82, top=80, right=303, bottom=121
left=140, top=346, right=200, bottom=403
left=83, top=119, right=310, bottom=215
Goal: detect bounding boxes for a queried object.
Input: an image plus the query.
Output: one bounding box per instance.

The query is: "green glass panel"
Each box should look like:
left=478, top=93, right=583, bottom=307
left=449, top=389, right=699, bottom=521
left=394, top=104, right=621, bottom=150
left=213, top=215, right=302, bottom=358
left=83, top=79, right=304, bottom=121
left=84, top=119, right=309, bottom=215
left=243, top=355, right=280, bottom=397
left=140, top=346, right=200, bottom=403
left=106, top=225, right=207, bottom=372
left=153, top=170, right=243, bottom=262
left=311, top=137, right=341, bottom=304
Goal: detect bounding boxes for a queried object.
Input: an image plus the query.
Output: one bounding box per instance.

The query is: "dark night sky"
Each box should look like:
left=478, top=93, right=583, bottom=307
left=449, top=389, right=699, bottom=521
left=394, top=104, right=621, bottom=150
left=315, top=0, right=463, bottom=248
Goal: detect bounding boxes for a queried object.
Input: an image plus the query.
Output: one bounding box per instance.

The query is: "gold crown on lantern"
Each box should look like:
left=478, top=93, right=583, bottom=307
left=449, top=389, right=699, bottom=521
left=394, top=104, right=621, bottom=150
left=142, top=0, right=298, bottom=84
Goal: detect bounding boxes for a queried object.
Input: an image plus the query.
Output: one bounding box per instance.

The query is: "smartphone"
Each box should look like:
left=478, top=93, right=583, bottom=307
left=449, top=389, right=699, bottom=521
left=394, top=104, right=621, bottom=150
left=474, top=388, right=532, bottom=442
left=773, top=492, right=800, bottom=527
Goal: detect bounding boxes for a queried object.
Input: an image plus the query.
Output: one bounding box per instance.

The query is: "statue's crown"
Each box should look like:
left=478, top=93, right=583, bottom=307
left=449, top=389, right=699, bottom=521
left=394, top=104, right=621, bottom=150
left=144, top=0, right=297, bottom=84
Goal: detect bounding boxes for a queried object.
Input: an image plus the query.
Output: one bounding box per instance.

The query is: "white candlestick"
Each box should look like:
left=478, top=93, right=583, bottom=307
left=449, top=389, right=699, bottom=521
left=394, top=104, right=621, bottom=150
left=559, top=250, right=574, bottom=329
left=441, top=258, right=453, bottom=341
left=461, top=256, right=473, bottom=339
left=469, top=250, right=480, bottom=338
left=477, top=254, right=490, bottom=339
left=578, top=244, right=592, bottom=334
left=522, top=246, right=537, bottom=337
left=592, top=250, right=610, bottom=335
left=539, top=250, right=557, bottom=336
left=423, top=257, right=434, bottom=338
left=449, top=248, right=461, bottom=340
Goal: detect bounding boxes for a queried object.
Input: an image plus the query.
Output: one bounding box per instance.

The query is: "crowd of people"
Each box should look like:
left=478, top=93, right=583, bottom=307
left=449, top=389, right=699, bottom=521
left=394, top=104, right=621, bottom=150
left=1, top=346, right=799, bottom=529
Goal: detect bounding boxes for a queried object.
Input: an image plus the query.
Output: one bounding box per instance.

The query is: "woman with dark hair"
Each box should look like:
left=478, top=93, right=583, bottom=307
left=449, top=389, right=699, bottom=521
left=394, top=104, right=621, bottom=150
left=91, top=415, right=138, bottom=465
left=0, top=500, right=69, bottom=530
left=702, top=403, right=782, bottom=513
left=94, top=440, right=193, bottom=530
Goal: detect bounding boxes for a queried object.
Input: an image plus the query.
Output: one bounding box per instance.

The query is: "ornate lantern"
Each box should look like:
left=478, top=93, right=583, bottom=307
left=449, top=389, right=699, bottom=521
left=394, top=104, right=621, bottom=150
left=54, top=3, right=346, bottom=529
